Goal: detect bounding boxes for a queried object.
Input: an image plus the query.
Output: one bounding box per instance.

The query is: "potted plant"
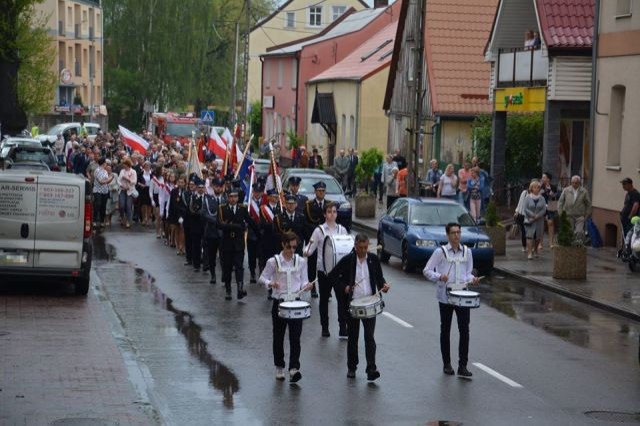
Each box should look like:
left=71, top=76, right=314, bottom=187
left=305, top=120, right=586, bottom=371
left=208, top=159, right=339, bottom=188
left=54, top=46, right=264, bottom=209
left=552, top=211, right=587, bottom=280
left=354, top=148, right=383, bottom=218
left=483, top=201, right=506, bottom=255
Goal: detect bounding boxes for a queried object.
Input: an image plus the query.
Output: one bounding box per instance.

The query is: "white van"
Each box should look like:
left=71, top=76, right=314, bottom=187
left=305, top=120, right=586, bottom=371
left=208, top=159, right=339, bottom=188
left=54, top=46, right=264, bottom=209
left=0, top=170, right=93, bottom=294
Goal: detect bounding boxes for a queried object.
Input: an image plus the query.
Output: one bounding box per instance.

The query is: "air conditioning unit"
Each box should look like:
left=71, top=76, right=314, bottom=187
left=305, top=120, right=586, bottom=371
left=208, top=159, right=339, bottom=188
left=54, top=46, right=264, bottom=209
left=263, top=96, right=274, bottom=109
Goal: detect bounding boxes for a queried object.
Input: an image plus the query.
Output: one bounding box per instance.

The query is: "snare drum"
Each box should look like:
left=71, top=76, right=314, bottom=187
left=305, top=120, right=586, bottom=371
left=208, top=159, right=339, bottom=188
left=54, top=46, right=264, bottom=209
left=278, top=301, right=311, bottom=320
left=447, top=290, right=480, bottom=308
left=349, top=295, right=385, bottom=319
left=323, top=234, right=355, bottom=273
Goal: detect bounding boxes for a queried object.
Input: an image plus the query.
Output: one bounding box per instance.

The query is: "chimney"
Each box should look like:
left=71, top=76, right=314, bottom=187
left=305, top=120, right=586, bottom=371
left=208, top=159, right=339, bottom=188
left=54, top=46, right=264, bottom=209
left=374, top=0, right=388, bottom=8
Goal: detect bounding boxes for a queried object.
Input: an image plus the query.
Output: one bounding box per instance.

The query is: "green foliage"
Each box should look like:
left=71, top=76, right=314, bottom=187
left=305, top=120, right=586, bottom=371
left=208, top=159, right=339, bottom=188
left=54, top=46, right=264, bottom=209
left=484, top=201, right=499, bottom=227
left=355, top=148, right=383, bottom=194
left=472, top=112, right=544, bottom=183
left=557, top=211, right=575, bottom=247
left=248, top=101, right=262, bottom=138
left=287, top=129, right=302, bottom=150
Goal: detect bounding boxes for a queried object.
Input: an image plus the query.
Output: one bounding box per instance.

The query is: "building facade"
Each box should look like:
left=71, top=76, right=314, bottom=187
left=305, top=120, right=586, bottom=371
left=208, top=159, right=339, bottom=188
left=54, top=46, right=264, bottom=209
left=247, top=0, right=368, bottom=107
left=591, top=0, right=640, bottom=246
left=34, top=0, right=105, bottom=127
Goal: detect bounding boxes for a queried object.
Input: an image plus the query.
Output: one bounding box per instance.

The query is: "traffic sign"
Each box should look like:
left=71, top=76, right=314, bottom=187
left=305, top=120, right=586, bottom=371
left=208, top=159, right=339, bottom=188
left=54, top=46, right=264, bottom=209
left=200, top=110, right=215, bottom=124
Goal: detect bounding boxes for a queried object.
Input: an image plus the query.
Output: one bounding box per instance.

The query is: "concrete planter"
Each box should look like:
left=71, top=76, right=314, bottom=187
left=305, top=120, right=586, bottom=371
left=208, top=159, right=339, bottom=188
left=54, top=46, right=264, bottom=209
left=552, top=246, right=587, bottom=280
left=355, top=194, right=376, bottom=218
left=484, top=226, right=506, bottom=255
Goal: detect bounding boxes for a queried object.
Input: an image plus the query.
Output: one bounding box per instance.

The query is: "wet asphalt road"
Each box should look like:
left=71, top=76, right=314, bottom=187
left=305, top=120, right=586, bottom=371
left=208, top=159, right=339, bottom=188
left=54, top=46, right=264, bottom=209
left=88, top=229, right=640, bottom=425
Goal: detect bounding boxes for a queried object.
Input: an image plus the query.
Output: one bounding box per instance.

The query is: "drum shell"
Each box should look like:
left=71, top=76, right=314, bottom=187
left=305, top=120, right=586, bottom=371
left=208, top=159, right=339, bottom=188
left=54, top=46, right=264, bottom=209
left=323, top=235, right=355, bottom=273
left=349, top=296, right=385, bottom=319
left=278, top=301, right=311, bottom=319
left=447, top=290, right=480, bottom=308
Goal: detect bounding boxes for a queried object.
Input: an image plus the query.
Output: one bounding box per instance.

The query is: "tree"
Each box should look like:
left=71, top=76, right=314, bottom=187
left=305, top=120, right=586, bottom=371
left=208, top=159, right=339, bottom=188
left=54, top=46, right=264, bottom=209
left=0, top=0, right=43, bottom=135
left=248, top=100, right=261, bottom=138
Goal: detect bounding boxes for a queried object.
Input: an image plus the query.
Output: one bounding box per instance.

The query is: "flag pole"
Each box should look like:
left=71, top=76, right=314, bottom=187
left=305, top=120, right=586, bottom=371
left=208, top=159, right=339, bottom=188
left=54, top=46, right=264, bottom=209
left=234, top=134, right=254, bottom=179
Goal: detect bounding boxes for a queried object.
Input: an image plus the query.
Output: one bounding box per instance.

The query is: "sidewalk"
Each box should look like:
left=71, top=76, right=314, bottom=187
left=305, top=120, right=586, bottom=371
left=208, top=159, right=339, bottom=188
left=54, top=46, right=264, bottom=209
left=351, top=201, right=640, bottom=322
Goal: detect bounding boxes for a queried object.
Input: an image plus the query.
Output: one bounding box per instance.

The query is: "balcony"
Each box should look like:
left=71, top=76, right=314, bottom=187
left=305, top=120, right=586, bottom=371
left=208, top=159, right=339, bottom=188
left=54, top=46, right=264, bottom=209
left=58, top=21, right=64, bottom=36
left=497, top=48, right=548, bottom=88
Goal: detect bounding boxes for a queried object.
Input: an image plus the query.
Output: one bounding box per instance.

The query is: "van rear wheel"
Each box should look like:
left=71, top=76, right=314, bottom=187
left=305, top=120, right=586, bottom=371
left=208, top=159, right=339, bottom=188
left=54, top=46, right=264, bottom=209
left=74, top=277, right=90, bottom=296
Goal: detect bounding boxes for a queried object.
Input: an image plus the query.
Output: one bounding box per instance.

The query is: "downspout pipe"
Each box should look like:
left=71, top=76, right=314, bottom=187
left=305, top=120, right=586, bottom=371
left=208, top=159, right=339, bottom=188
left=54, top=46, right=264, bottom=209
left=588, top=0, right=600, bottom=196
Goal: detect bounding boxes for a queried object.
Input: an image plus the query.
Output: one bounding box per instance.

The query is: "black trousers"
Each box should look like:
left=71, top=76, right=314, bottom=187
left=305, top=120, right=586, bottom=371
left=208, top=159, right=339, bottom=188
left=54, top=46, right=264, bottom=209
left=202, top=239, right=209, bottom=269
left=247, top=238, right=259, bottom=276
left=221, top=249, right=244, bottom=289
left=183, top=220, right=192, bottom=263
left=307, top=252, right=317, bottom=282
left=439, top=302, right=470, bottom=367
left=272, top=300, right=303, bottom=370
left=206, top=239, right=220, bottom=277
left=386, top=195, right=399, bottom=209
left=318, top=271, right=347, bottom=330
left=92, top=193, right=108, bottom=224
left=347, top=315, right=376, bottom=372
left=191, top=230, right=203, bottom=269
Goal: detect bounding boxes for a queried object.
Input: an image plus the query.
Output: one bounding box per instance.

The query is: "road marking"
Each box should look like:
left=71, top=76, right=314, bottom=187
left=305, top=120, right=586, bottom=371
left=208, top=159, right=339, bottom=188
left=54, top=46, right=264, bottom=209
left=473, top=362, right=523, bottom=388
left=381, top=312, right=414, bottom=328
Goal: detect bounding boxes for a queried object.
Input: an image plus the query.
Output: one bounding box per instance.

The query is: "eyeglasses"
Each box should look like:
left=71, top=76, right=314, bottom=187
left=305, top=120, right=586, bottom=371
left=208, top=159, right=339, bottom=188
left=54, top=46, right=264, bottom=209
left=449, top=231, right=461, bottom=235
left=285, top=244, right=297, bottom=250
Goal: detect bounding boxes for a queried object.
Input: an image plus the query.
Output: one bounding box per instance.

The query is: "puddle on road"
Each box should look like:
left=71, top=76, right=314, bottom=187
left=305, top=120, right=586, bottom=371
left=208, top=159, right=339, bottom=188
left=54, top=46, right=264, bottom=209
left=93, top=236, right=240, bottom=410
left=475, top=278, right=640, bottom=367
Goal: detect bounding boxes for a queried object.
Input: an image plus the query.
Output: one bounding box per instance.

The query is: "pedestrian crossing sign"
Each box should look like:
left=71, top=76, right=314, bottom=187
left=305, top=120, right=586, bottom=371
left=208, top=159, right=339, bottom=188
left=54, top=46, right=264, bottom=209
left=200, top=110, right=215, bottom=124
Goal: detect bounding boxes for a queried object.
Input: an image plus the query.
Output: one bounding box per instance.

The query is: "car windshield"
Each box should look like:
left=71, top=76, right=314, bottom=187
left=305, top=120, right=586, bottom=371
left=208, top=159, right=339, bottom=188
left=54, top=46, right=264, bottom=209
left=299, top=177, right=342, bottom=194
left=410, top=203, right=476, bottom=226
left=47, top=124, right=67, bottom=135
left=254, top=161, right=270, bottom=175
left=166, top=123, right=197, bottom=137
left=12, top=149, right=52, bottom=163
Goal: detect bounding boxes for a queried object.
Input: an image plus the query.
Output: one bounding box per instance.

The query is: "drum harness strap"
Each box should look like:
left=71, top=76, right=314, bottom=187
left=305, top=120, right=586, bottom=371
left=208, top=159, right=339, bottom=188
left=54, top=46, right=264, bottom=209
left=441, top=245, right=467, bottom=292
left=274, top=254, right=301, bottom=302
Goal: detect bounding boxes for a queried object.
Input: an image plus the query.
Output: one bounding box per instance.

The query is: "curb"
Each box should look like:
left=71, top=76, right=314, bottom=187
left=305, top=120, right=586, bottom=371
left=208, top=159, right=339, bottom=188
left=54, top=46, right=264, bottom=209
left=352, top=219, right=640, bottom=323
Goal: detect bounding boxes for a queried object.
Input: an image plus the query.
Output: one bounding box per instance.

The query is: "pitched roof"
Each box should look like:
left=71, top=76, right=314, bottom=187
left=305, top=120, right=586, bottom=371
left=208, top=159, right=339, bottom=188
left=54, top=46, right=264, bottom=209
left=264, top=8, right=388, bottom=56
left=535, top=0, right=594, bottom=50
left=309, top=21, right=397, bottom=82
left=425, top=0, right=498, bottom=115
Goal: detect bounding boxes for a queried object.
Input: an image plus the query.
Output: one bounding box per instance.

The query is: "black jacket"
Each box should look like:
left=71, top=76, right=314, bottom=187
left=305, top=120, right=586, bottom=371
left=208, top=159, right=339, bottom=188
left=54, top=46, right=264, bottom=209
left=327, top=251, right=386, bottom=303
left=218, top=203, right=258, bottom=251
left=201, top=194, right=226, bottom=240
left=275, top=211, right=306, bottom=255
left=304, top=199, right=325, bottom=240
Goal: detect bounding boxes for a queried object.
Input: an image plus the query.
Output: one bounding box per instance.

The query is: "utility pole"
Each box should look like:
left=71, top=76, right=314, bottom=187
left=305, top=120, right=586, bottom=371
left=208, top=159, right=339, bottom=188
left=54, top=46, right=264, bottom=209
left=240, top=0, right=251, bottom=141
left=229, top=21, right=240, bottom=128
left=409, top=0, right=426, bottom=196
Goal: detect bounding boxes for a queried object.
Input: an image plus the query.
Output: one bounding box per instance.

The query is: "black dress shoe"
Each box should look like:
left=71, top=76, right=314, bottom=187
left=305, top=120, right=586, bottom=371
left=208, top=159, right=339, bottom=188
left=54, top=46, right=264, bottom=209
left=193, top=268, right=200, bottom=272
left=366, top=370, right=380, bottom=381
left=347, top=370, right=356, bottom=378
left=184, top=262, right=192, bottom=266
left=457, top=366, right=473, bottom=378
left=443, top=365, right=455, bottom=375
left=289, top=370, right=302, bottom=383
left=321, top=328, right=330, bottom=337
left=209, top=277, right=216, bottom=285
left=225, top=293, right=232, bottom=300
left=338, top=328, right=348, bottom=339
left=250, top=276, right=256, bottom=284
left=202, top=267, right=209, bottom=273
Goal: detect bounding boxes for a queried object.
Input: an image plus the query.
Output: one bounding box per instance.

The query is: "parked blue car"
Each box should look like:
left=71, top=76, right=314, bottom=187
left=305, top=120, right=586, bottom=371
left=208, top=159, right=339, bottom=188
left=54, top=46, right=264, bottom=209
left=377, top=198, right=494, bottom=275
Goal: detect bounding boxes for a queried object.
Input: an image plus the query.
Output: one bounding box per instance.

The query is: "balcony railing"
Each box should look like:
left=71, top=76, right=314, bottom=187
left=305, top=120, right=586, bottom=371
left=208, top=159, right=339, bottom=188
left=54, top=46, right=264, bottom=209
left=58, top=21, right=64, bottom=36
left=497, top=48, right=548, bottom=88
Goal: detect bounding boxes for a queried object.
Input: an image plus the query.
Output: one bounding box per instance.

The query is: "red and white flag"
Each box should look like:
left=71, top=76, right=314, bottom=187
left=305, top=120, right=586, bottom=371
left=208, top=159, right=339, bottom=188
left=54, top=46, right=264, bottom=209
left=118, top=125, right=149, bottom=154
left=260, top=204, right=274, bottom=223
left=208, top=128, right=227, bottom=159
left=249, top=199, right=260, bottom=222
left=222, top=127, right=234, bottom=147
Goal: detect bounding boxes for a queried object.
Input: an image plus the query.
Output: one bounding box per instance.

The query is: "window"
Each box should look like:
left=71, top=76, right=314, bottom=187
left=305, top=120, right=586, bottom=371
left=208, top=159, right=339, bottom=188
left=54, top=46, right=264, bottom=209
left=616, top=0, right=632, bottom=17
left=277, top=60, right=284, bottom=88
left=285, top=12, right=295, bottom=28
left=265, top=61, right=271, bottom=88
left=332, top=6, right=346, bottom=21
left=350, top=115, right=355, bottom=147
left=309, top=6, right=322, bottom=27
left=607, top=85, right=626, bottom=167
left=341, top=114, right=346, bottom=147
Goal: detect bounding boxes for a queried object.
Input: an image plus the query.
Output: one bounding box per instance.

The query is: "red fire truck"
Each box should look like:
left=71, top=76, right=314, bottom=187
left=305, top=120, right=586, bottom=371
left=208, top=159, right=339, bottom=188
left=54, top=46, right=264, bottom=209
left=148, top=112, right=200, bottom=145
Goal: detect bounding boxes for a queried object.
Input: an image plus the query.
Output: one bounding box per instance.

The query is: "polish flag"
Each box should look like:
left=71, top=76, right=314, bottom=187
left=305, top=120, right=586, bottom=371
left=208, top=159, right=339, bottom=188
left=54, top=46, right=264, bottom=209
left=260, top=204, right=274, bottom=223
left=249, top=199, right=260, bottom=222
left=208, top=128, right=227, bottom=159
left=222, top=127, right=234, bottom=148
left=118, top=125, right=149, bottom=154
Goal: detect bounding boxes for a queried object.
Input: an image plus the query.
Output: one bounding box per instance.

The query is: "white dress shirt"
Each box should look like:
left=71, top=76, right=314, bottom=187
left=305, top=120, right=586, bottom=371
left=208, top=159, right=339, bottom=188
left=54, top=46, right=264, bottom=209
left=423, top=243, right=474, bottom=304
left=352, top=256, right=373, bottom=299
left=305, top=223, right=348, bottom=273
left=259, top=253, right=308, bottom=300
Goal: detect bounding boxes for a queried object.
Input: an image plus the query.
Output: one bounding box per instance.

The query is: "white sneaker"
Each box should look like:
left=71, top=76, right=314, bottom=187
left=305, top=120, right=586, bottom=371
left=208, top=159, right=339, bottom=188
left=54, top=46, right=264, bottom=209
left=275, top=367, right=285, bottom=380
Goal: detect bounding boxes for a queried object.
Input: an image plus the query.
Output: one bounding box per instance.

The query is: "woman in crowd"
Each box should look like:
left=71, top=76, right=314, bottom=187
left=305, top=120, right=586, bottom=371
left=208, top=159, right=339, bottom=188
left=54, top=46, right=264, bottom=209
left=168, top=175, right=186, bottom=255
left=138, top=161, right=153, bottom=226
left=540, top=172, right=558, bottom=249
left=386, top=167, right=399, bottom=209
left=150, top=165, right=166, bottom=239
left=437, top=164, right=458, bottom=200
left=467, top=167, right=483, bottom=222
left=514, top=183, right=530, bottom=253
left=117, top=158, right=137, bottom=228
left=523, top=180, right=547, bottom=260
left=104, top=161, right=120, bottom=230
left=163, top=171, right=177, bottom=247
left=457, top=161, right=471, bottom=209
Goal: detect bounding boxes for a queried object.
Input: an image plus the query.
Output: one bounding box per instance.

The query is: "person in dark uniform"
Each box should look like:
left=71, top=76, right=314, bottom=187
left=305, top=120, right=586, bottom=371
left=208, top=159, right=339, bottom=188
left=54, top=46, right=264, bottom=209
left=232, top=178, right=246, bottom=203
left=182, top=178, right=196, bottom=266
left=288, top=176, right=308, bottom=216
left=275, top=194, right=306, bottom=256
left=329, top=233, right=390, bottom=381
left=303, top=181, right=327, bottom=298
left=218, top=186, right=256, bottom=300
left=247, top=182, right=265, bottom=283
left=224, top=172, right=234, bottom=194
left=202, top=177, right=226, bottom=284
left=189, top=178, right=206, bottom=272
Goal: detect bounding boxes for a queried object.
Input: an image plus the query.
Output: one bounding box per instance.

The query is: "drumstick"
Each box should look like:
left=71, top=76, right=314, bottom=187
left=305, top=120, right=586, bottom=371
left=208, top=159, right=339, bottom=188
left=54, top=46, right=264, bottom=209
left=293, top=278, right=318, bottom=298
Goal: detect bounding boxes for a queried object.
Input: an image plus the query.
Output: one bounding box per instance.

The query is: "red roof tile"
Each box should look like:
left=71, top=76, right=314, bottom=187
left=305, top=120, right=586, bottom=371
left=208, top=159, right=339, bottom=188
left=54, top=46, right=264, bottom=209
left=425, top=0, right=498, bottom=115
left=536, top=0, right=594, bottom=49
left=310, top=21, right=398, bottom=82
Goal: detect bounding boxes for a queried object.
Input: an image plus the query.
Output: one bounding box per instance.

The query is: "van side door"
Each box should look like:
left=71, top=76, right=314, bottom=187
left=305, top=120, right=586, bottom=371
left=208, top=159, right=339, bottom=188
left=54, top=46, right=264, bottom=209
left=0, top=175, right=38, bottom=268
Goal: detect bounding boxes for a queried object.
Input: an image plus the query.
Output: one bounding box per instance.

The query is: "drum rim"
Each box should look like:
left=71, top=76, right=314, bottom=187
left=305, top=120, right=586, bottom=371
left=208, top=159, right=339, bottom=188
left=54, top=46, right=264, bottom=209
left=351, top=295, right=382, bottom=306
left=323, top=235, right=337, bottom=272
left=450, top=290, right=480, bottom=297
left=280, top=301, right=311, bottom=308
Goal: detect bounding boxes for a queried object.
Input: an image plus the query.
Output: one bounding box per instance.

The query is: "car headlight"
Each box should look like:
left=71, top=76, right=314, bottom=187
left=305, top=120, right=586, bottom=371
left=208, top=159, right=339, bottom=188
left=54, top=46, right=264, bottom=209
left=339, top=202, right=351, bottom=210
left=415, top=239, right=438, bottom=248
left=477, top=241, right=493, bottom=248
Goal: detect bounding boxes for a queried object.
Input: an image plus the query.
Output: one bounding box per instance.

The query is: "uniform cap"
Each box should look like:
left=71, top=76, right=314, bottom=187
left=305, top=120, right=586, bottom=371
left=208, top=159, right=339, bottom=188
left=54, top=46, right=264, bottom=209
left=286, top=195, right=297, bottom=203
left=313, top=181, right=326, bottom=190
left=266, top=188, right=278, bottom=196
left=288, top=176, right=302, bottom=185
left=252, top=182, right=265, bottom=192
left=212, top=178, right=224, bottom=186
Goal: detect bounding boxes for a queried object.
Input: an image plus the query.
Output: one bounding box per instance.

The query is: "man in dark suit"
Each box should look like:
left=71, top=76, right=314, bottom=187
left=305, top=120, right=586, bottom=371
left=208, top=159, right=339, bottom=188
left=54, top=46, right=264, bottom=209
left=181, top=178, right=196, bottom=265
left=218, top=186, right=257, bottom=300
left=189, top=178, right=207, bottom=272
left=201, top=178, right=226, bottom=284
left=347, top=148, right=359, bottom=197
left=275, top=195, right=306, bottom=256
left=309, top=148, right=323, bottom=169
left=287, top=176, right=308, bottom=216
left=328, top=233, right=390, bottom=381
left=303, top=181, right=327, bottom=298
